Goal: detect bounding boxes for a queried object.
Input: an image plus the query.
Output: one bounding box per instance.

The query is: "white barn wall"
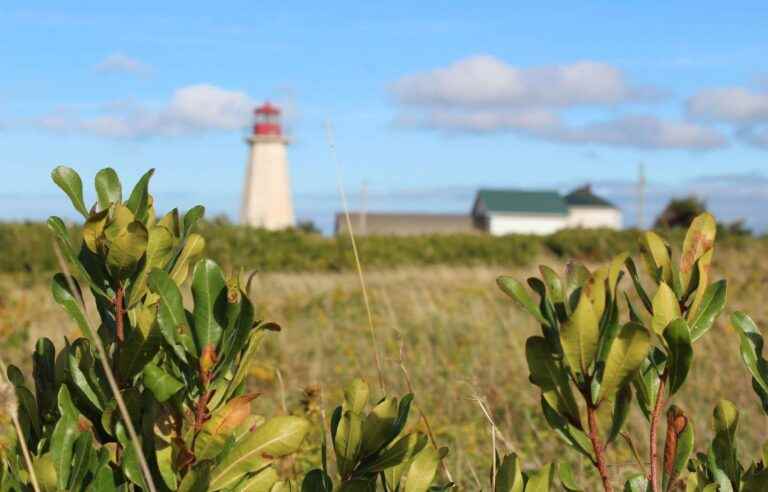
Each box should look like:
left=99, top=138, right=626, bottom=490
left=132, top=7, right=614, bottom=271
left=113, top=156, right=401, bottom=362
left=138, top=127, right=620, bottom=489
left=567, top=206, right=622, bottom=229
left=488, top=213, right=568, bottom=235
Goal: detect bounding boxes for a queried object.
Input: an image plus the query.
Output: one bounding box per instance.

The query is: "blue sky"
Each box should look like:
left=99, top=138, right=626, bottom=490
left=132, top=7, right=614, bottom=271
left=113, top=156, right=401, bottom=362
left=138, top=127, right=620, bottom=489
left=2, top=2, right=767, bottom=231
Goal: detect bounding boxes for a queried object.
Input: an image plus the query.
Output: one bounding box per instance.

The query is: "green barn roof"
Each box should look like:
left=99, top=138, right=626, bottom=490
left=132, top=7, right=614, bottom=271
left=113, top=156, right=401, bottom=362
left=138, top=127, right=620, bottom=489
left=474, top=189, right=568, bottom=215
left=564, top=185, right=616, bottom=208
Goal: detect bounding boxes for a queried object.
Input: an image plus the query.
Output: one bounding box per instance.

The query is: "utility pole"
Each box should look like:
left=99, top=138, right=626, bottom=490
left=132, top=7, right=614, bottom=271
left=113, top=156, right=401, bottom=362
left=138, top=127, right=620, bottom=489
left=360, top=181, right=368, bottom=236
left=637, top=162, right=646, bottom=230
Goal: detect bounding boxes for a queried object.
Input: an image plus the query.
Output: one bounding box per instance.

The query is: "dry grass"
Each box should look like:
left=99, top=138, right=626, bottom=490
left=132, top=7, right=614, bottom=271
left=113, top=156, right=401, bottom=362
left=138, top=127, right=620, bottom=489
left=2, top=245, right=768, bottom=488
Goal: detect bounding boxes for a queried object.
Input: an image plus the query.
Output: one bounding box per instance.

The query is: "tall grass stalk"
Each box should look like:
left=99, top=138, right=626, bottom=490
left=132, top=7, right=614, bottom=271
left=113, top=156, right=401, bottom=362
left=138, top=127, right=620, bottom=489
left=325, top=120, right=386, bottom=393
left=0, top=357, right=40, bottom=492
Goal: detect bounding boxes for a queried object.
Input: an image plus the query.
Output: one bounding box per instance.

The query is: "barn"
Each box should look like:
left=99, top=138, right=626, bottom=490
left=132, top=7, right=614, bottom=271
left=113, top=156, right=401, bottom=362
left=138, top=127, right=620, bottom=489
left=335, top=185, right=621, bottom=236
left=472, top=185, right=621, bottom=235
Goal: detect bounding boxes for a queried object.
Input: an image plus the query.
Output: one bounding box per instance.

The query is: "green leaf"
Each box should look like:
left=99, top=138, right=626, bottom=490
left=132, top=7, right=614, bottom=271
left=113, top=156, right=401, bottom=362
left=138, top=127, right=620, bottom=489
left=560, top=292, right=599, bottom=376
left=83, top=209, right=109, bottom=253
left=192, top=258, right=227, bottom=355
left=117, top=305, right=163, bottom=378
left=127, top=224, right=176, bottom=307
left=525, top=337, right=580, bottom=426
left=169, top=233, right=206, bottom=285
left=50, top=385, right=80, bottom=490
left=361, top=397, right=399, bottom=457
left=404, top=445, right=443, bottom=492
left=183, top=205, right=206, bottom=237
left=608, top=252, right=629, bottom=297
left=52, top=274, right=96, bottom=340
left=632, top=349, right=667, bottom=420
left=334, top=410, right=364, bottom=477
left=68, top=431, right=96, bottom=491
left=33, top=338, right=58, bottom=424
left=106, top=219, right=148, bottom=277
left=494, top=453, right=524, bottom=492
left=523, top=463, right=554, bottom=492
left=731, top=311, right=768, bottom=412
left=598, top=322, right=651, bottom=402
left=625, top=257, right=653, bottom=314
left=497, top=276, right=547, bottom=325
left=689, top=280, right=727, bottom=342
left=148, top=269, right=193, bottom=361
left=125, top=168, right=155, bottom=222
left=663, top=319, right=693, bottom=396
left=67, top=339, right=107, bottom=411
left=712, top=400, right=740, bottom=487
left=641, top=231, right=671, bottom=284
left=344, top=378, right=369, bottom=414
left=115, top=422, right=147, bottom=489
left=622, top=475, right=649, bottom=492
left=235, top=468, right=280, bottom=491
left=540, top=397, right=594, bottom=461
left=606, top=385, right=632, bottom=445
left=95, top=167, right=122, bottom=210
left=669, top=412, right=694, bottom=490
left=360, top=433, right=429, bottom=473
left=208, top=416, right=310, bottom=491
left=557, top=462, right=582, bottom=492
left=539, top=266, right=564, bottom=304
left=143, top=362, right=184, bottom=402
left=178, top=461, right=212, bottom=492
left=301, top=469, right=332, bottom=492
left=52, top=165, right=89, bottom=217
left=338, top=480, right=375, bottom=492
left=47, top=216, right=109, bottom=298
left=651, top=282, right=680, bottom=336
left=225, top=327, right=271, bottom=400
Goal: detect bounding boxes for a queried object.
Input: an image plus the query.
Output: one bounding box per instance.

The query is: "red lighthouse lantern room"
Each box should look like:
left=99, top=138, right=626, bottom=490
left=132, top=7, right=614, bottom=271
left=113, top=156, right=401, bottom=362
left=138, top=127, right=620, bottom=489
left=253, top=102, right=282, bottom=136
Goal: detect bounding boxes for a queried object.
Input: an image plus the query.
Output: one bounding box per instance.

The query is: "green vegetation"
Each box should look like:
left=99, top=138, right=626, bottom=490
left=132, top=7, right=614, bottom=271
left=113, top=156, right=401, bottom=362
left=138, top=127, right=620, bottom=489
left=0, top=168, right=453, bottom=491
left=4, top=166, right=768, bottom=491
left=0, top=218, right=759, bottom=275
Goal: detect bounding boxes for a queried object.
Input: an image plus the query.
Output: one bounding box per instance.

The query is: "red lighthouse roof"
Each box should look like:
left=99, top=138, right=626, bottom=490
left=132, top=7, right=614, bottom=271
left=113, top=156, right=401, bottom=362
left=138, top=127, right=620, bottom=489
left=255, top=102, right=281, bottom=116
left=253, top=101, right=282, bottom=136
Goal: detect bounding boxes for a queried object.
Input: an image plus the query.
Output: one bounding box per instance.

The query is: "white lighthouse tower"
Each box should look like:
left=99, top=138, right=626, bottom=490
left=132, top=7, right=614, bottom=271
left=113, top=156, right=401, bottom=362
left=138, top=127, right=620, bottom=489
left=240, top=102, right=295, bottom=229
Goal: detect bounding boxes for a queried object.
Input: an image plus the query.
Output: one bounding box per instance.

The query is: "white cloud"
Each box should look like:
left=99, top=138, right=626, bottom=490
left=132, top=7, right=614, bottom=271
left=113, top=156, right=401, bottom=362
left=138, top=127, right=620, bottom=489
left=37, top=84, right=255, bottom=138
left=95, top=53, right=152, bottom=76
left=391, top=55, right=727, bottom=150
left=391, top=55, right=661, bottom=108
left=401, top=110, right=726, bottom=150
left=686, top=87, right=768, bottom=124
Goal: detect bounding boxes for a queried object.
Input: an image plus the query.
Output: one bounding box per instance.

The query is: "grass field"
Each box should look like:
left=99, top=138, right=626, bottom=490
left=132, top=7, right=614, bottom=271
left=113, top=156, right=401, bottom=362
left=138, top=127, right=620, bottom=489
left=2, top=243, right=767, bottom=489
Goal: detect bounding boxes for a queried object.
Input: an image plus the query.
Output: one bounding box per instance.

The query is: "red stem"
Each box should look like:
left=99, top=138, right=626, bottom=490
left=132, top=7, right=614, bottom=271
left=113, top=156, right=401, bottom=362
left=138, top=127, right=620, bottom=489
left=115, top=286, right=125, bottom=343
left=649, top=373, right=668, bottom=492
left=587, top=403, right=613, bottom=492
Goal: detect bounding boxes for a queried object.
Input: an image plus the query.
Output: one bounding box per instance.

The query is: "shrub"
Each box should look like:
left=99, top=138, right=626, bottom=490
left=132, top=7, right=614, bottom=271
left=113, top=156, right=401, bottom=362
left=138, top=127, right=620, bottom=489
left=0, top=167, right=450, bottom=491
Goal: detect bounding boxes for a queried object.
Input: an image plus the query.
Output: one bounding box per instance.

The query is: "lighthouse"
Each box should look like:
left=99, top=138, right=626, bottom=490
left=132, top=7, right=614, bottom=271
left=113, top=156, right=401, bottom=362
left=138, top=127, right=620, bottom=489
left=240, top=102, right=295, bottom=229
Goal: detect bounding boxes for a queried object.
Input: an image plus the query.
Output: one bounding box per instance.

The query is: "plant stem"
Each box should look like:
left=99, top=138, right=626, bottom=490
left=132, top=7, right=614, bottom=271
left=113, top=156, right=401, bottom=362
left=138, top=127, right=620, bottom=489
left=114, top=285, right=125, bottom=387
left=115, top=285, right=125, bottom=343
left=649, top=373, right=668, bottom=492
left=587, top=403, right=613, bottom=492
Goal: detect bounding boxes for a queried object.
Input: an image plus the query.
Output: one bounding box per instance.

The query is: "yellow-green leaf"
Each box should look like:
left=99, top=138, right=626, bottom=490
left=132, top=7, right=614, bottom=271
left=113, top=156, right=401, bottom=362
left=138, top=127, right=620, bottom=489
left=209, top=416, right=310, bottom=491
left=642, top=231, right=671, bottom=283
left=170, top=233, right=206, bottom=285
left=584, top=267, right=608, bottom=321
left=651, top=282, right=680, bottom=336
left=598, top=322, right=651, bottom=401
left=680, top=212, right=716, bottom=290
left=560, top=292, right=599, bottom=375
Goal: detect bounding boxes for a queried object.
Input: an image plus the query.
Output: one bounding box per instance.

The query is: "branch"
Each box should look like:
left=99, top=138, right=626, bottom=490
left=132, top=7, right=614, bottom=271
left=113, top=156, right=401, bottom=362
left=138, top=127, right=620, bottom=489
left=587, top=403, right=613, bottom=492
left=649, top=372, right=668, bottom=492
